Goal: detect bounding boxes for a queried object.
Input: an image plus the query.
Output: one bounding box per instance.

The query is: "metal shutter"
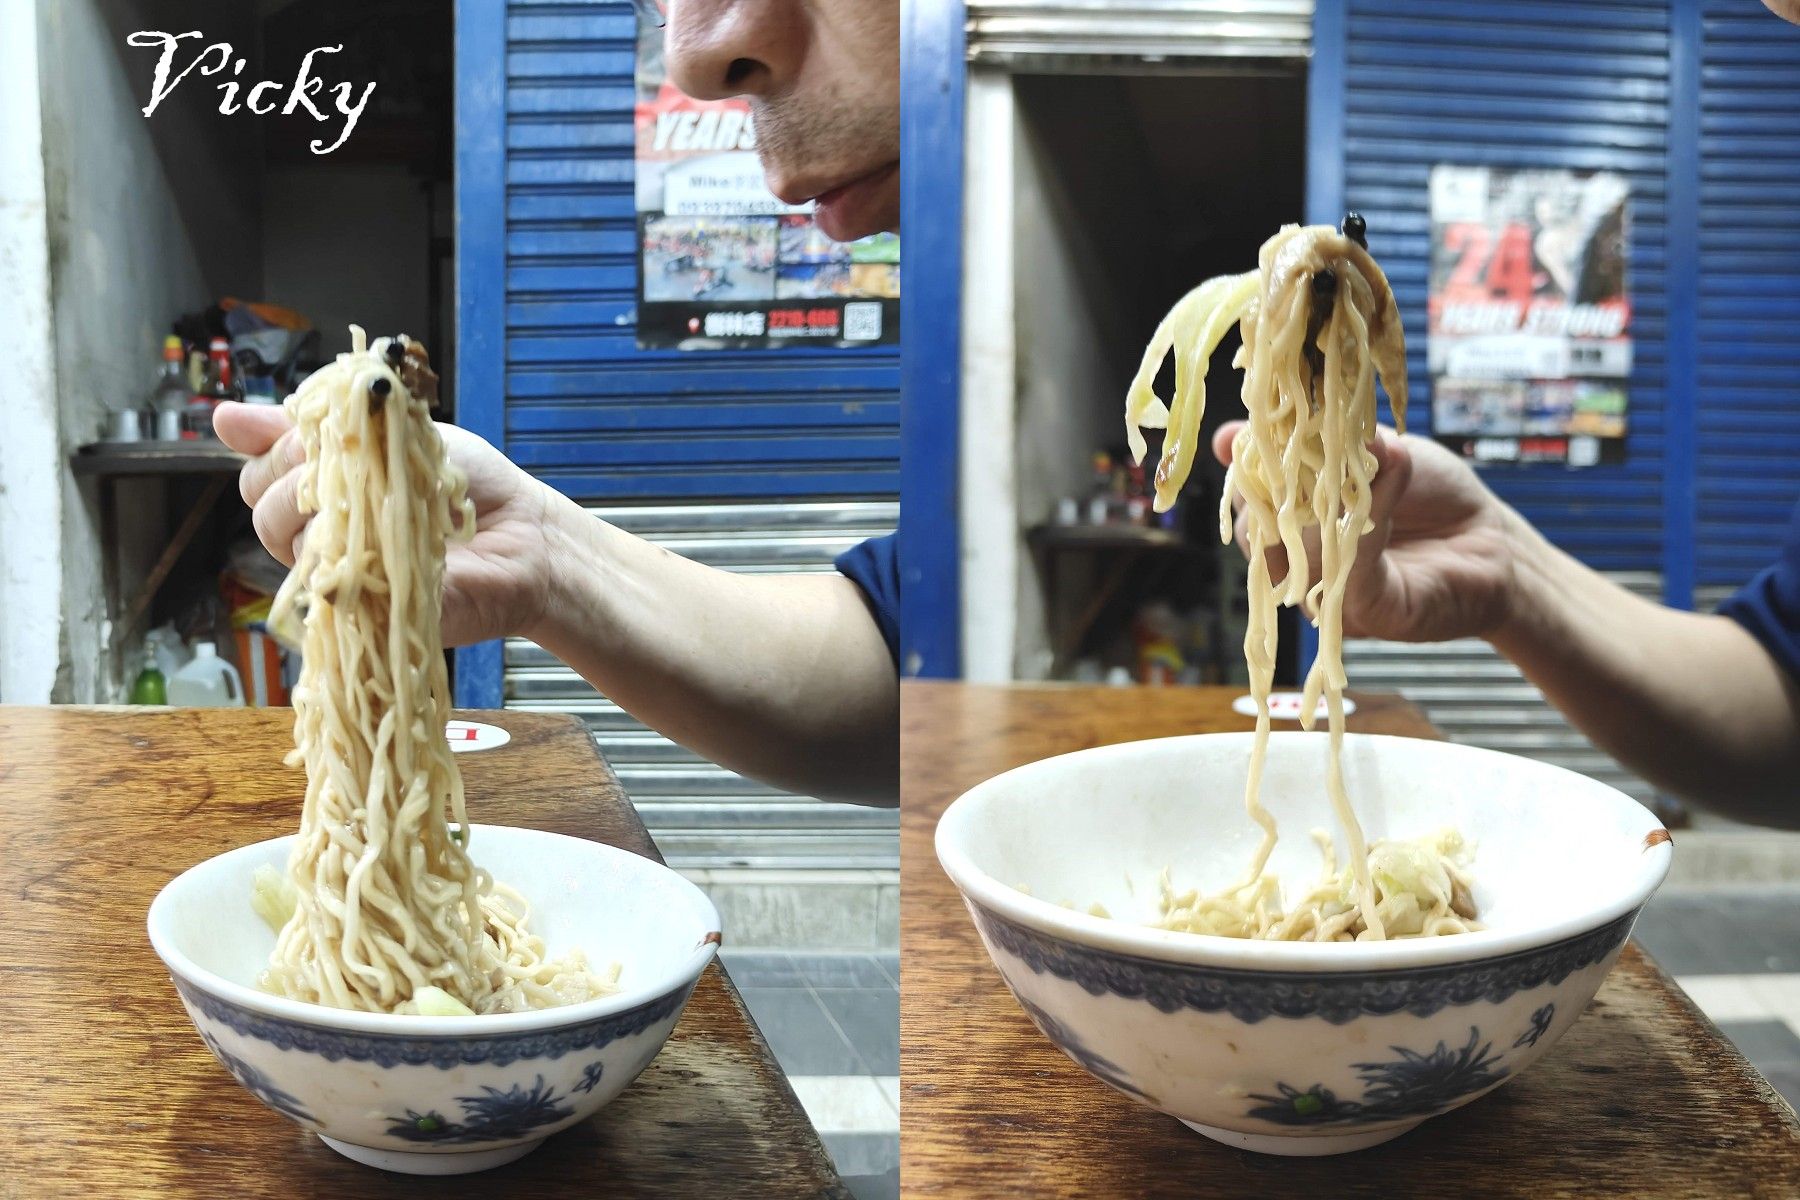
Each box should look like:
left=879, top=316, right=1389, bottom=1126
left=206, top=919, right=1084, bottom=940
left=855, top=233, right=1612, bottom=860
left=466, top=2, right=899, bottom=868
left=1338, top=0, right=1672, bottom=573
left=1694, top=1, right=1800, bottom=588
left=966, top=0, right=1312, bottom=65
left=503, top=502, right=900, bottom=870
left=1345, top=574, right=1663, bottom=806
left=1327, top=2, right=1673, bottom=806
left=502, top=2, right=900, bottom=503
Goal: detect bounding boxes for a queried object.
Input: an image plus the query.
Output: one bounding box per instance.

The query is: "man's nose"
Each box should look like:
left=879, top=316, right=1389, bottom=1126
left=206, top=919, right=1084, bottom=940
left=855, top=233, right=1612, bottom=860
left=664, top=0, right=799, bottom=101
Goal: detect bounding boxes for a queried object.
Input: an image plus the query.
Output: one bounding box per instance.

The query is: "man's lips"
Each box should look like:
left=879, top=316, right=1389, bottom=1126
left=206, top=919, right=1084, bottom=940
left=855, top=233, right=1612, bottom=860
left=814, top=161, right=898, bottom=208
left=776, top=161, right=899, bottom=208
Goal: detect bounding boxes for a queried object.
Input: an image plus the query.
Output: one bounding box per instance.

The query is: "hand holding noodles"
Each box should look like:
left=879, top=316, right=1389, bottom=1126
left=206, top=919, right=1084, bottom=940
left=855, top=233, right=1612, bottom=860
left=1122, top=223, right=1478, bottom=942
left=258, top=327, right=619, bottom=1013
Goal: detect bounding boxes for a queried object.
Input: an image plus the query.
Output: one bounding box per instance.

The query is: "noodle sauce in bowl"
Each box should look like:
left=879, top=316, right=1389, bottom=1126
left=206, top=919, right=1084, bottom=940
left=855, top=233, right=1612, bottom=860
left=147, top=825, right=721, bottom=1175
left=936, top=732, right=1672, bottom=1156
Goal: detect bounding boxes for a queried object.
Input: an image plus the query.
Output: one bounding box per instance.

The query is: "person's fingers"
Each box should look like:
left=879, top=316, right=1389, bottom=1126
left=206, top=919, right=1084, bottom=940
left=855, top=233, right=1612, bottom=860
left=236, top=428, right=306, bottom=509
left=439, top=568, right=502, bottom=651
left=1344, top=428, right=1413, bottom=618
left=1263, top=539, right=1293, bottom=589
left=252, top=467, right=307, bottom=568
left=439, top=578, right=476, bottom=649
left=1362, top=428, right=1413, bottom=544
left=217, top=401, right=303, bottom=507
left=1212, top=420, right=1245, bottom=466
left=213, top=401, right=291, bottom=455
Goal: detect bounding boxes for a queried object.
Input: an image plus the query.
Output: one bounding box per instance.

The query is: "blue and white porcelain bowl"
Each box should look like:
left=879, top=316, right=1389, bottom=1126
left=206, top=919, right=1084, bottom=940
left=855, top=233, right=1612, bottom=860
left=937, top=732, right=1672, bottom=1156
left=147, top=825, right=721, bottom=1175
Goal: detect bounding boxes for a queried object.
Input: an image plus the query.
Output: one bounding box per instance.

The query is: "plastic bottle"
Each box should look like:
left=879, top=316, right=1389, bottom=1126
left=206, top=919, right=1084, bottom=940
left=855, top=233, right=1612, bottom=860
left=183, top=338, right=237, bottom=440
left=1085, top=452, right=1114, bottom=524
left=145, top=625, right=190, bottom=679
left=129, top=651, right=167, bottom=705
left=1124, top=462, right=1151, bottom=526
left=150, top=336, right=189, bottom=442
left=167, top=641, right=246, bottom=707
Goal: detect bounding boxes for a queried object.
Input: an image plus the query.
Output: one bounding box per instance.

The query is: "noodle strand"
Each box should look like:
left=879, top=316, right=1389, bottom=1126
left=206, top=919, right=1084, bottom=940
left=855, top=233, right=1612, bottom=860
left=259, top=326, right=618, bottom=1013
left=1123, top=225, right=1478, bottom=943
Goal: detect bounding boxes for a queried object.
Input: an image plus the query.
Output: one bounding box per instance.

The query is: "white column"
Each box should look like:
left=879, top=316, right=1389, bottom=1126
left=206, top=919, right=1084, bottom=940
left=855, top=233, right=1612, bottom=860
left=0, top=0, right=64, bottom=704
left=958, top=68, right=1019, bottom=683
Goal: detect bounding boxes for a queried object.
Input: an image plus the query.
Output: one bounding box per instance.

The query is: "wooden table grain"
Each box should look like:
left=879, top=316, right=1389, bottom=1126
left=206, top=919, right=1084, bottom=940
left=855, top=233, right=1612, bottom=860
left=0, top=706, right=847, bottom=1199
left=900, top=682, right=1800, bottom=1198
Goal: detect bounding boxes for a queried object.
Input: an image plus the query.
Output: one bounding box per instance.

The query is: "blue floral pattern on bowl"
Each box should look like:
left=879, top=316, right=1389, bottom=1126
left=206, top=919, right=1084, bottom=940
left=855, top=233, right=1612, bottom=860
left=1245, top=1024, right=1514, bottom=1126
left=971, top=903, right=1636, bottom=1025
left=573, top=1060, right=606, bottom=1094
left=199, top=1030, right=314, bottom=1124
left=386, top=1075, right=575, bottom=1143
left=1512, top=1003, right=1555, bottom=1049
left=1010, top=990, right=1155, bottom=1104
left=173, top=979, right=694, bottom=1067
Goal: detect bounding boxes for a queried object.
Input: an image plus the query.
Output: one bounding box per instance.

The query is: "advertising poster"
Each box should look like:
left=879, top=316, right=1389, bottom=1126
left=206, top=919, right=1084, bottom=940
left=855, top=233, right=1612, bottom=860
left=1427, top=166, right=1630, bottom=467
left=634, top=19, right=899, bottom=350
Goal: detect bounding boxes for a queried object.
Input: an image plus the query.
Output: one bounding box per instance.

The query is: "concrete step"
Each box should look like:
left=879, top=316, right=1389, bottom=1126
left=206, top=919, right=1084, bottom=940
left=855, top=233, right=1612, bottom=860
left=680, top=868, right=899, bottom=953
left=1661, top=831, right=1800, bottom=890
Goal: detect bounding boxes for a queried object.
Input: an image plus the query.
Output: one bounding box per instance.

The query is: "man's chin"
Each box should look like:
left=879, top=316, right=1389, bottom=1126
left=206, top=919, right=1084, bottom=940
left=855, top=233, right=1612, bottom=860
left=811, top=165, right=900, bottom=242
left=814, top=207, right=891, bottom=243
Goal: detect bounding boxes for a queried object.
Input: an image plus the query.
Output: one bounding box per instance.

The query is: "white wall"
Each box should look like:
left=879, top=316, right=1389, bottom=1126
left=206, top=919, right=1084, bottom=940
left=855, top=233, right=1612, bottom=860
left=960, top=72, right=1130, bottom=682
left=264, top=165, right=433, bottom=359
left=0, top=0, right=63, bottom=704
left=2, top=0, right=436, bottom=702
left=1007, top=90, right=1131, bottom=680
left=961, top=73, right=1128, bottom=682
left=5, top=0, right=264, bottom=702
left=958, top=71, right=1020, bottom=684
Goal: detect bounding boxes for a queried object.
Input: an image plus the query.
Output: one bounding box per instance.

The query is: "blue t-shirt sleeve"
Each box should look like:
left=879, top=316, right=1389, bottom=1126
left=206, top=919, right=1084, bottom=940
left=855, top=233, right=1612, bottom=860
left=835, top=533, right=900, bottom=667
left=1717, top=498, right=1800, bottom=682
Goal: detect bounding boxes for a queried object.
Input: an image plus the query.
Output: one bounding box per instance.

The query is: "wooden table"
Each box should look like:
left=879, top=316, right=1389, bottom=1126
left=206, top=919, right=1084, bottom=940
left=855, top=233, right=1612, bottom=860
left=900, top=682, right=1800, bottom=1198
left=0, top=707, right=847, bottom=1199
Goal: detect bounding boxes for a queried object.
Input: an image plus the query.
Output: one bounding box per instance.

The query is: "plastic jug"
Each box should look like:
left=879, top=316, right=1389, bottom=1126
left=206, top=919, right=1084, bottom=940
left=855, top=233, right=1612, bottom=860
left=167, top=642, right=246, bottom=707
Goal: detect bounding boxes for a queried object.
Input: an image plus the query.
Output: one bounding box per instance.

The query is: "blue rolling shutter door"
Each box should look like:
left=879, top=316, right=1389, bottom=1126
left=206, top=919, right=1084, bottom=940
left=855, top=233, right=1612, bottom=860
left=503, top=3, right=901, bottom=502
left=1325, top=2, right=1672, bottom=805
left=1336, top=0, right=1672, bottom=570
left=1694, top=2, right=1800, bottom=598
left=479, top=2, right=900, bottom=867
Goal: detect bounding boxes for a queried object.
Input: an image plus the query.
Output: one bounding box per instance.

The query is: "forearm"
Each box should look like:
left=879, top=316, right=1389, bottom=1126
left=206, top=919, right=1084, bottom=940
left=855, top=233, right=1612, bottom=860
left=1489, top=509, right=1800, bottom=825
left=525, top=494, right=898, bottom=805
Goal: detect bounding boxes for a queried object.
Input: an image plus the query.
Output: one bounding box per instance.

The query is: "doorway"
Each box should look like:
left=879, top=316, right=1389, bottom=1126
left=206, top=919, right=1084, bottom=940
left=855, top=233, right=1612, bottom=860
left=960, top=65, right=1308, bottom=685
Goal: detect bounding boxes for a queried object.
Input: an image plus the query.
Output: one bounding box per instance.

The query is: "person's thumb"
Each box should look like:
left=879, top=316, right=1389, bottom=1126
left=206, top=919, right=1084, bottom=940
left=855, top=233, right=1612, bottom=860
left=1212, top=420, right=1245, bottom=467
left=1344, top=428, right=1411, bottom=622
left=1366, top=427, right=1412, bottom=534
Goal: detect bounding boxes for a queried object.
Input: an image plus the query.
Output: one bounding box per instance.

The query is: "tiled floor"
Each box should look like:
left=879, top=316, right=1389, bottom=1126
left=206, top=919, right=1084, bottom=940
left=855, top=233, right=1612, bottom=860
left=1634, top=886, right=1800, bottom=1108
left=724, top=950, right=899, bottom=1200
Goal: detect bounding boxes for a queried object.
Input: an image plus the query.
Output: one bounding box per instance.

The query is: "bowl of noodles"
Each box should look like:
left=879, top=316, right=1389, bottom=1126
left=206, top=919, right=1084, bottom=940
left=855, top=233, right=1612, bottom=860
left=141, top=328, right=721, bottom=1174
left=148, top=825, right=721, bottom=1175
left=935, top=731, right=1671, bottom=1156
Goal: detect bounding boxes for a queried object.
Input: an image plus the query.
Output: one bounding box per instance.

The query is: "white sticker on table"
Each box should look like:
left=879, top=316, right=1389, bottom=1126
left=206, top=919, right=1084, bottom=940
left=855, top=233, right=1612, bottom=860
left=446, top=721, right=511, bottom=752
left=1231, top=692, right=1356, bottom=720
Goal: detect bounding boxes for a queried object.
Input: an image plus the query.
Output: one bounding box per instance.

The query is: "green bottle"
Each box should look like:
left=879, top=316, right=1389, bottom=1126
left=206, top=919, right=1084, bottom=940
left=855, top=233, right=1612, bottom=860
left=131, top=653, right=167, bottom=705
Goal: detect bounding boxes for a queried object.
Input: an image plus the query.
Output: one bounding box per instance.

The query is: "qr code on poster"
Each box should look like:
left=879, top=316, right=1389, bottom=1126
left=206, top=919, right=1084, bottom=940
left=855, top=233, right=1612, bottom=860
left=844, top=302, right=882, bottom=341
